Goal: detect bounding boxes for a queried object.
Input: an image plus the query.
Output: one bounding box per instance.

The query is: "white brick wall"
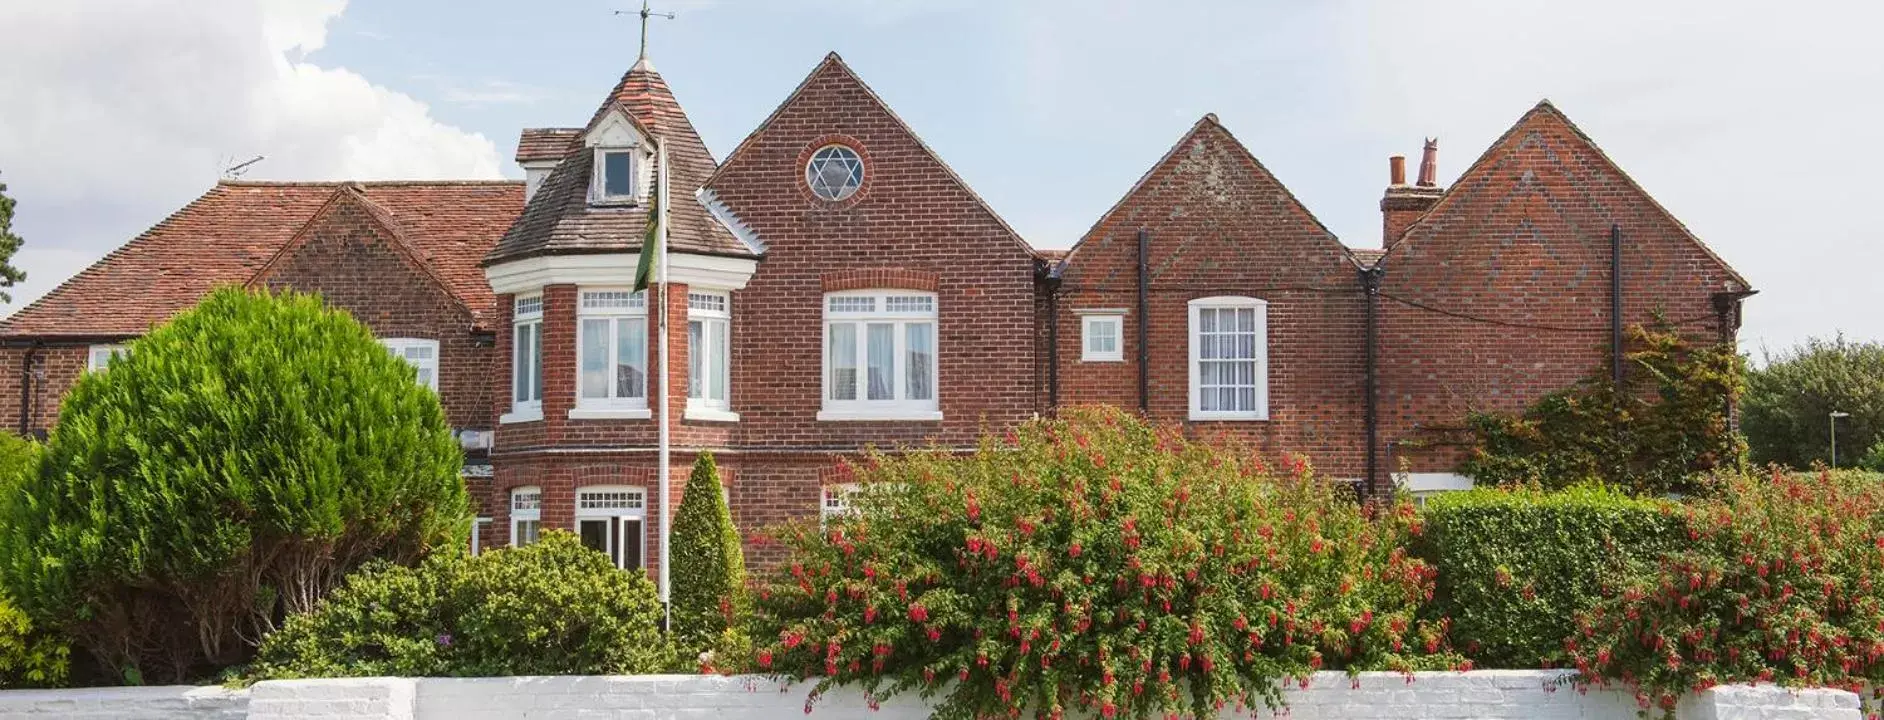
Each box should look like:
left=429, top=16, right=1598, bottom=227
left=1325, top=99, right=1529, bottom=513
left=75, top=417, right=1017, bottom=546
left=0, top=685, right=247, bottom=720
left=0, top=673, right=1863, bottom=719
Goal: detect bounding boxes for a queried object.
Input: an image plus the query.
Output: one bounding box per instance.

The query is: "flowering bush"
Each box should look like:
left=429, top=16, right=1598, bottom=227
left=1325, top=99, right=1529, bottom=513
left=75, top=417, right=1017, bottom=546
left=750, top=407, right=1457, bottom=720
left=1570, top=470, right=1884, bottom=716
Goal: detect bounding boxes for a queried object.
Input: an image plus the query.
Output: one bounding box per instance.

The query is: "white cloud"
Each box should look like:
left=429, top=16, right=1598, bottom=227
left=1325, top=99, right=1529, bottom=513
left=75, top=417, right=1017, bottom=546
left=0, top=0, right=504, bottom=314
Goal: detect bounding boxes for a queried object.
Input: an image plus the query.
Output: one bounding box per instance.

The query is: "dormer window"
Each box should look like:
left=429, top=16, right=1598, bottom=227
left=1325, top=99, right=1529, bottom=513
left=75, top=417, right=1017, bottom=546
left=592, top=148, right=638, bottom=205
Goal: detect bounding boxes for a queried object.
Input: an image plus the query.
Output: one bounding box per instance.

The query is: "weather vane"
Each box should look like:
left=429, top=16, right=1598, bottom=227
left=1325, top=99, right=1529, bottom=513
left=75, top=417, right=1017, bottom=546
left=615, top=0, right=676, bottom=61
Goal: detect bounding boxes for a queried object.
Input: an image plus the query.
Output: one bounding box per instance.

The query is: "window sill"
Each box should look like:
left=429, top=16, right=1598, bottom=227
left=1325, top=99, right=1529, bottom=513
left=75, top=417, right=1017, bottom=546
left=568, top=407, right=652, bottom=421
left=499, top=407, right=544, bottom=424
left=1187, top=412, right=1269, bottom=422
left=817, top=409, right=944, bottom=422
left=684, top=407, right=741, bottom=423
left=1081, top=355, right=1125, bottom=363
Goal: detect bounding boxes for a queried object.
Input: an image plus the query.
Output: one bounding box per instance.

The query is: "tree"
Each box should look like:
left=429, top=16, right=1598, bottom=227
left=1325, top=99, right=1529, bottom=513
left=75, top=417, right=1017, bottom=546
left=0, top=174, right=29, bottom=303
left=1460, top=325, right=1746, bottom=495
left=0, top=287, right=469, bottom=684
left=1741, top=336, right=1884, bottom=469
left=668, top=451, right=747, bottom=662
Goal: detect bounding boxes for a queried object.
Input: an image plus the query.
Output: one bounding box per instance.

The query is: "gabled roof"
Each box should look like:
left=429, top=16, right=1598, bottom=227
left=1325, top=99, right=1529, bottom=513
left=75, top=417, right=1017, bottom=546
left=485, top=59, right=749, bottom=265
left=703, top=52, right=1037, bottom=259
left=515, top=128, right=581, bottom=164
left=1380, top=100, right=1749, bottom=288
left=0, top=180, right=524, bottom=338
left=1056, top=113, right=1352, bottom=273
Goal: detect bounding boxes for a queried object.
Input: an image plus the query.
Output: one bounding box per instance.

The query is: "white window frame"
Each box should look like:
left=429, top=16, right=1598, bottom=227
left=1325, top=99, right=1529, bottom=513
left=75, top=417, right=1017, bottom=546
left=572, top=288, right=651, bottom=420
left=590, top=147, right=638, bottom=205
left=1187, top=296, right=1269, bottom=421
left=575, top=486, right=648, bottom=571
left=821, top=483, right=860, bottom=525
left=506, top=295, right=544, bottom=423
left=686, top=290, right=737, bottom=421
left=1077, top=310, right=1126, bottom=363
left=819, top=290, right=941, bottom=422
left=381, top=338, right=440, bottom=391
left=469, top=516, right=493, bottom=556
left=87, top=344, right=127, bottom=372
left=510, top=487, right=542, bottom=548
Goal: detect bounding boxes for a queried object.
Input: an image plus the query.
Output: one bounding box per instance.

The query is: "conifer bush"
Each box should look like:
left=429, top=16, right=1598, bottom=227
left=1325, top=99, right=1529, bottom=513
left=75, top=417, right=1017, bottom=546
left=669, top=451, right=750, bottom=668
left=1570, top=469, right=1884, bottom=716
left=750, top=407, right=1457, bottom=720
left=0, top=287, right=468, bottom=683
left=251, top=531, right=671, bottom=679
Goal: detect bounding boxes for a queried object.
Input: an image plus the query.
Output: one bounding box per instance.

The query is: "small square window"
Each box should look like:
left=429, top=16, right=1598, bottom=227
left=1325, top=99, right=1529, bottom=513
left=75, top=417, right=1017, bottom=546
left=1080, top=314, right=1124, bottom=362
left=593, top=148, right=638, bottom=204
left=87, top=344, right=128, bottom=372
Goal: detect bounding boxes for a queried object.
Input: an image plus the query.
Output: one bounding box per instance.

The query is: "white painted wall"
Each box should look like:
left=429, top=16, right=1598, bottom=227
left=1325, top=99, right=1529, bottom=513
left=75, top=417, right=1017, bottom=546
left=0, top=673, right=1863, bottom=720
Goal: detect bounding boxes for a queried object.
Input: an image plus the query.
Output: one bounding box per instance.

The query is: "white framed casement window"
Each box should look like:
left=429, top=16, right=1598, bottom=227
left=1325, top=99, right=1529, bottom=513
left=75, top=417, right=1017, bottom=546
left=381, top=338, right=440, bottom=391
left=590, top=147, right=638, bottom=205
left=510, top=487, right=542, bottom=548
left=572, top=289, right=650, bottom=419
left=686, top=291, right=735, bottom=420
left=506, top=296, right=544, bottom=423
left=469, top=517, right=493, bottom=556
left=87, top=344, right=127, bottom=372
left=1187, top=296, right=1269, bottom=421
left=576, top=486, right=647, bottom=571
left=820, top=483, right=860, bottom=525
left=1078, top=310, right=1126, bottom=362
left=820, top=290, right=940, bottom=421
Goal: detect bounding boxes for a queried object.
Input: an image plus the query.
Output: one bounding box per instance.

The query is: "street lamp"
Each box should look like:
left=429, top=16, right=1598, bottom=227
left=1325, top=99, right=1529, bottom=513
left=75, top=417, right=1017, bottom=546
left=1830, top=411, right=1851, bottom=468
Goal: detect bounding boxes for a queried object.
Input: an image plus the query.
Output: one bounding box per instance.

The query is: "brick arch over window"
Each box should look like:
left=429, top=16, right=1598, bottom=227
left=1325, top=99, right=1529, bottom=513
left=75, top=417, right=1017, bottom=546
left=821, top=268, right=940, bottom=294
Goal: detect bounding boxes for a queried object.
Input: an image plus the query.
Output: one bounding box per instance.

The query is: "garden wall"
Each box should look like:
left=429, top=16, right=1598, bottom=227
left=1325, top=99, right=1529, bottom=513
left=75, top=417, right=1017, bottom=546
left=0, top=673, right=1864, bottom=720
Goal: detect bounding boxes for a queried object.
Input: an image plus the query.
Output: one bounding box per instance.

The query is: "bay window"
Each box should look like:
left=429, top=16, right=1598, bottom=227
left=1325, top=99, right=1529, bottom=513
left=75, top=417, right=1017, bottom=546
left=821, top=290, right=939, bottom=421
left=1187, top=296, right=1268, bottom=421
left=574, top=289, right=648, bottom=418
left=508, top=296, right=543, bottom=422
left=687, top=291, right=733, bottom=418
left=576, top=486, right=646, bottom=571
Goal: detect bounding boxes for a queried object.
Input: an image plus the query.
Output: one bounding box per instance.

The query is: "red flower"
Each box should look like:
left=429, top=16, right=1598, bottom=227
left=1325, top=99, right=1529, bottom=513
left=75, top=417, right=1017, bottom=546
left=757, top=650, right=773, bottom=669
left=908, top=603, right=929, bottom=623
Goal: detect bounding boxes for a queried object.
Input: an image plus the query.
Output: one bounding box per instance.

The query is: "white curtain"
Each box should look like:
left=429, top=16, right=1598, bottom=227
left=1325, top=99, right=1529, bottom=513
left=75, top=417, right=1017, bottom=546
left=906, top=322, right=933, bottom=401
left=867, top=323, right=894, bottom=400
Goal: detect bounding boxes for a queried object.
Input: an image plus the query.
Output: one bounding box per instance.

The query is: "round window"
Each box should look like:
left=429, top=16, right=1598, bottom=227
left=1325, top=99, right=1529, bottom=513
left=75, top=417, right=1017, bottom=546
left=805, top=144, right=864, bottom=201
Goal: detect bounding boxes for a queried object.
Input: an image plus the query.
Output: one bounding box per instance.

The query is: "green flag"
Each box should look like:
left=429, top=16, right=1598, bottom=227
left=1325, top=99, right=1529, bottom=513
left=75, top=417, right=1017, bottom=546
left=632, top=174, right=662, bottom=294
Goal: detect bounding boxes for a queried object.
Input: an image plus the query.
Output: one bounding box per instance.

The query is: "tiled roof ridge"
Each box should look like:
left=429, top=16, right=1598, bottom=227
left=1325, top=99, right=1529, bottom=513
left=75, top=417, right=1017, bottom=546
left=217, top=179, right=522, bottom=188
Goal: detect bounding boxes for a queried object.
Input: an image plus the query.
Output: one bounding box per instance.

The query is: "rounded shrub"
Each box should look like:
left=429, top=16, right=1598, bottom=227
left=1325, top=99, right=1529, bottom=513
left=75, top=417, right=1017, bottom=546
left=670, top=451, right=749, bottom=666
left=0, top=287, right=469, bottom=683
left=750, top=407, right=1457, bottom=720
left=1415, top=486, right=1685, bottom=669
left=252, top=531, right=671, bottom=679
left=1570, top=469, right=1884, bottom=715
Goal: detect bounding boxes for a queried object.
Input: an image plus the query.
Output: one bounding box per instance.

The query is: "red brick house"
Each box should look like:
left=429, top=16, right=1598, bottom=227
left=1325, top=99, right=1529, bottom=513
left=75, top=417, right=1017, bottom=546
left=0, top=51, right=1749, bottom=571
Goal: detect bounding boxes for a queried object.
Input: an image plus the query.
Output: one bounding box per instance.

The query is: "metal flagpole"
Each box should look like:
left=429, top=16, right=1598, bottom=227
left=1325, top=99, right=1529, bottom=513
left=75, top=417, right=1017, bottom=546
left=656, top=138, right=673, bottom=627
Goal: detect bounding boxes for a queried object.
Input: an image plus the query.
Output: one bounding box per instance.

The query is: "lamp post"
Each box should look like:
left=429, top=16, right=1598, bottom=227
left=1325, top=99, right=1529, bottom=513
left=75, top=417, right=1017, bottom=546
left=1830, top=411, right=1851, bottom=468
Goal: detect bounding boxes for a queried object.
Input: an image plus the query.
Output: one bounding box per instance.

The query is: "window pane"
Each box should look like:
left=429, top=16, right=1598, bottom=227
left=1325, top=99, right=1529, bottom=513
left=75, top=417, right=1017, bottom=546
left=712, top=319, right=729, bottom=402
left=829, top=323, right=857, bottom=401
left=513, top=324, right=532, bottom=403
left=530, top=322, right=543, bottom=401
left=1199, top=308, right=1217, bottom=333
left=688, top=320, right=704, bottom=400
left=618, top=317, right=646, bottom=399
left=1237, top=307, right=1256, bottom=332
left=907, top=322, right=933, bottom=401
left=581, top=318, right=610, bottom=399
left=603, top=151, right=634, bottom=197
left=866, top=323, right=894, bottom=401
left=579, top=519, right=610, bottom=556
left=622, top=519, right=644, bottom=571
left=516, top=520, right=540, bottom=547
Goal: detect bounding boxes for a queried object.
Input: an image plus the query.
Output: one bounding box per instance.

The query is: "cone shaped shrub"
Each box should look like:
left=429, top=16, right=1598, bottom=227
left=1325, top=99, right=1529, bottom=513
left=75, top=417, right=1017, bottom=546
left=670, top=451, right=749, bottom=666
left=251, top=531, right=671, bottom=679
left=750, top=407, right=1458, bottom=720
left=0, top=287, right=468, bottom=683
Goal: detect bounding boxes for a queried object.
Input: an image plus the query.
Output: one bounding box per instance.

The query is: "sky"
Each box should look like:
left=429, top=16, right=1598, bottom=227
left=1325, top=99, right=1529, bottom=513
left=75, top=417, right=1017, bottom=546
left=0, top=0, right=1877, bottom=357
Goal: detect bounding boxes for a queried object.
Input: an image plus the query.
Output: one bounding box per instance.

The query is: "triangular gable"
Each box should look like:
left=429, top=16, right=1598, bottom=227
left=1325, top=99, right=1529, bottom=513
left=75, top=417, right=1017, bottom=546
left=1058, top=114, right=1352, bottom=273
left=704, top=52, right=1036, bottom=259
left=1381, top=100, right=1749, bottom=289
left=246, top=185, right=475, bottom=322
left=585, top=102, right=655, bottom=149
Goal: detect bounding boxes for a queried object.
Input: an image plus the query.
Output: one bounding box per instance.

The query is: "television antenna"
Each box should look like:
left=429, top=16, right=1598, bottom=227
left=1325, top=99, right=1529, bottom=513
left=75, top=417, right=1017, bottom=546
left=222, top=155, right=265, bottom=180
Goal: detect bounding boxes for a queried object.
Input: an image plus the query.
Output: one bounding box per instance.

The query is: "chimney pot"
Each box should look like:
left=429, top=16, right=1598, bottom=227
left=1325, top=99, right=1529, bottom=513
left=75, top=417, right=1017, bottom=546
left=1389, top=155, right=1406, bottom=186
left=1416, top=138, right=1438, bottom=187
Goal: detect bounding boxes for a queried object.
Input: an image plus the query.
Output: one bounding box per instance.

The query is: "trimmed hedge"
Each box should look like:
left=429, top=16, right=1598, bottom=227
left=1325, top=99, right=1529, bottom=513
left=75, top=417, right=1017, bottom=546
left=1416, top=486, right=1687, bottom=669
left=670, top=451, right=749, bottom=668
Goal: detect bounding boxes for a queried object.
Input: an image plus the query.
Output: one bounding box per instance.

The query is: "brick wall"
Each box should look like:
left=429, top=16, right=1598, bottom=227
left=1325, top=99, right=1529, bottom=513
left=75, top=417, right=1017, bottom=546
left=1054, top=116, right=1369, bottom=481
left=0, top=344, right=88, bottom=436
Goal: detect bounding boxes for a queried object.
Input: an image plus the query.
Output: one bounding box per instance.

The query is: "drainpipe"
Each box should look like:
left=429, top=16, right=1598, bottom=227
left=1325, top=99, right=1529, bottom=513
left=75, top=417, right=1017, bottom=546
left=1610, top=224, right=1625, bottom=387
left=16, top=342, right=37, bottom=436
left=1045, top=275, right=1062, bottom=413
left=1361, top=266, right=1383, bottom=498
left=1136, top=229, right=1150, bottom=413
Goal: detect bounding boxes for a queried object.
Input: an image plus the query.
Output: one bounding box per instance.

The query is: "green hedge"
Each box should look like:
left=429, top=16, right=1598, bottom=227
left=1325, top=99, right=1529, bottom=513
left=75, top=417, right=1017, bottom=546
left=1415, top=486, right=1687, bottom=669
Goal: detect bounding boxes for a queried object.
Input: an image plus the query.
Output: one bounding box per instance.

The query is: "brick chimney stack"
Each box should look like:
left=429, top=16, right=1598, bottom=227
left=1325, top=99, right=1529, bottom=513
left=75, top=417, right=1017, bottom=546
left=1380, top=138, right=1444, bottom=248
